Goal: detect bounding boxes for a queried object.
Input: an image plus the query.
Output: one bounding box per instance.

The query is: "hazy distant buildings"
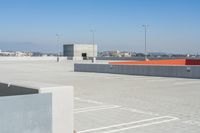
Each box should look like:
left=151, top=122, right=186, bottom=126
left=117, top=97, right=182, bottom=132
left=0, top=51, right=58, bottom=57
left=63, top=44, right=97, bottom=60
left=0, top=51, right=33, bottom=57
left=120, top=52, right=132, bottom=57
left=99, top=50, right=136, bottom=57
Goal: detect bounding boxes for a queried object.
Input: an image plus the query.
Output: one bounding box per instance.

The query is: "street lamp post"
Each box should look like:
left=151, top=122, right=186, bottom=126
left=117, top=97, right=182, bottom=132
left=142, top=25, right=148, bottom=61
left=56, top=34, right=60, bottom=62
left=91, top=30, right=96, bottom=63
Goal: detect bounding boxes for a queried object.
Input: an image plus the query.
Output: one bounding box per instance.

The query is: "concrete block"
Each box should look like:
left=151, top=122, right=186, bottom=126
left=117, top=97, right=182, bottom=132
left=0, top=81, right=74, bottom=133
left=39, top=86, right=73, bottom=133
left=0, top=93, right=52, bottom=133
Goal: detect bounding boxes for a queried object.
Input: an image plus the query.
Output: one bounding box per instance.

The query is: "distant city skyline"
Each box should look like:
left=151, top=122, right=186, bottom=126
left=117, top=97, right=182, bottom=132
left=0, top=0, right=200, bottom=54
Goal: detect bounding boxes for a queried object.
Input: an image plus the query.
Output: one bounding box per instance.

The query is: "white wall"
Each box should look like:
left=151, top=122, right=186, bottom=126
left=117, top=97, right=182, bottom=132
left=39, top=86, right=74, bottom=133
left=0, top=81, right=74, bottom=133
left=73, top=44, right=97, bottom=57
left=0, top=57, right=68, bottom=61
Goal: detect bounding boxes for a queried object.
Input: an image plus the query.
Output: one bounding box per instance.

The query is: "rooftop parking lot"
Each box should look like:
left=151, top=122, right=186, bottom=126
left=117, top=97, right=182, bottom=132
left=0, top=60, right=200, bottom=133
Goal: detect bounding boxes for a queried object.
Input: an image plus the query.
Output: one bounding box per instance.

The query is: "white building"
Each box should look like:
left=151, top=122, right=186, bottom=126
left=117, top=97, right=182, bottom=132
left=63, top=44, right=97, bottom=60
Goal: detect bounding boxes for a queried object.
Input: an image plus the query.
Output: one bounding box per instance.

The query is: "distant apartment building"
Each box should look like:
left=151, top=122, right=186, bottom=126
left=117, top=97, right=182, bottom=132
left=63, top=44, right=97, bottom=60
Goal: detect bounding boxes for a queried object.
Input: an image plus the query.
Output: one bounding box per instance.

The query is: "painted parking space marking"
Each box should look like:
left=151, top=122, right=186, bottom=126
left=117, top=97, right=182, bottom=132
left=74, top=105, right=121, bottom=114
left=74, top=97, right=179, bottom=133
left=75, top=97, right=159, bottom=116
left=74, top=97, right=106, bottom=110
left=120, top=107, right=159, bottom=116
left=74, top=105, right=114, bottom=112
left=75, top=97, right=104, bottom=105
left=100, top=116, right=178, bottom=133
left=77, top=116, right=178, bottom=133
left=75, top=97, right=119, bottom=113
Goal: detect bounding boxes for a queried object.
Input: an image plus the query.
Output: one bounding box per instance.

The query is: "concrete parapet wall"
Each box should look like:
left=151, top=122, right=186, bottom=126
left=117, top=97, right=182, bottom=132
left=96, top=57, right=145, bottom=60
left=96, top=57, right=185, bottom=60
left=74, top=63, right=200, bottom=79
left=0, top=81, right=73, bottom=133
left=67, top=56, right=83, bottom=61
left=0, top=91, right=52, bottom=133
left=0, top=57, right=68, bottom=61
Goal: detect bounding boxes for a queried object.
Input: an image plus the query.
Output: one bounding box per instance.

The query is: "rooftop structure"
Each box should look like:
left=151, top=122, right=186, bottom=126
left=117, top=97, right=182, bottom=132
left=63, top=44, right=97, bottom=60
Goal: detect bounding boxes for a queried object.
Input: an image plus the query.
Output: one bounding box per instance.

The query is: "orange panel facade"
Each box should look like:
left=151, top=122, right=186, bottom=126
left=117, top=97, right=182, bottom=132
left=109, top=59, right=200, bottom=66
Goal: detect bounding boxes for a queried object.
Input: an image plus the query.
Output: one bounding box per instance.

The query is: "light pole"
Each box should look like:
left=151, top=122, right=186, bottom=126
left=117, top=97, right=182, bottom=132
left=142, top=25, right=148, bottom=61
left=56, top=34, right=60, bottom=62
left=90, top=30, right=96, bottom=63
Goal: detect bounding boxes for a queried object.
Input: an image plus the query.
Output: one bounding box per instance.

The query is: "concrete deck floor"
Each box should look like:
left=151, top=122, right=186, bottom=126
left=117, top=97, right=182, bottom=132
left=0, top=60, right=200, bottom=133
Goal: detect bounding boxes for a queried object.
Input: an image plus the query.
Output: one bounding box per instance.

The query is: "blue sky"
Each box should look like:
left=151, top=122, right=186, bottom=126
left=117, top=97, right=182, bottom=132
left=0, top=0, right=200, bottom=54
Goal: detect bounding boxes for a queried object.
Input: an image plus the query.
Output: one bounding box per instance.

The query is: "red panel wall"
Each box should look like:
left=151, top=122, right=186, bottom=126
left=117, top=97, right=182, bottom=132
left=109, top=59, right=200, bottom=66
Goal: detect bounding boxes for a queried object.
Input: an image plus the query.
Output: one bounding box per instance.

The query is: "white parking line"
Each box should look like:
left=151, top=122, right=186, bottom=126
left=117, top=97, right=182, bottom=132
left=77, top=116, right=178, bottom=133
left=75, top=97, right=159, bottom=116
left=74, top=105, right=121, bottom=114
left=101, top=116, right=178, bottom=133
left=74, top=97, right=159, bottom=116
left=120, top=107, right=159, bottom=116
left=74, top=105, right=116, bottom=111
left=74, top=97, right=104, bottom=104
left=75, top=97, right=180, bottom=133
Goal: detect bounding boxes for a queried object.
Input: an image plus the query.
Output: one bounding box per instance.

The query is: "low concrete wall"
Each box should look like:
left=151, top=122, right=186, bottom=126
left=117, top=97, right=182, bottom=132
left=67, top=56, right=83, bottom=61
left=0, top=93, right=52, bottom=133
left=0, top=82, right=38, bottom=96
left=74, top=63, right=200, bottom=79
left=96, top=57, right=144, bottom=60
left=0, top=81, right=74, bottom=133
left=0, top=57, right=68, bottom=61
left=96, top=57, right=184, bottom=60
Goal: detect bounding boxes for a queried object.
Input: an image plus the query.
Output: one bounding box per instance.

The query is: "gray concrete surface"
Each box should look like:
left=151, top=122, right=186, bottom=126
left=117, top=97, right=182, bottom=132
left=0, top=60, right=200, bottom=133
left=74, top=64, right=200, bottom=79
